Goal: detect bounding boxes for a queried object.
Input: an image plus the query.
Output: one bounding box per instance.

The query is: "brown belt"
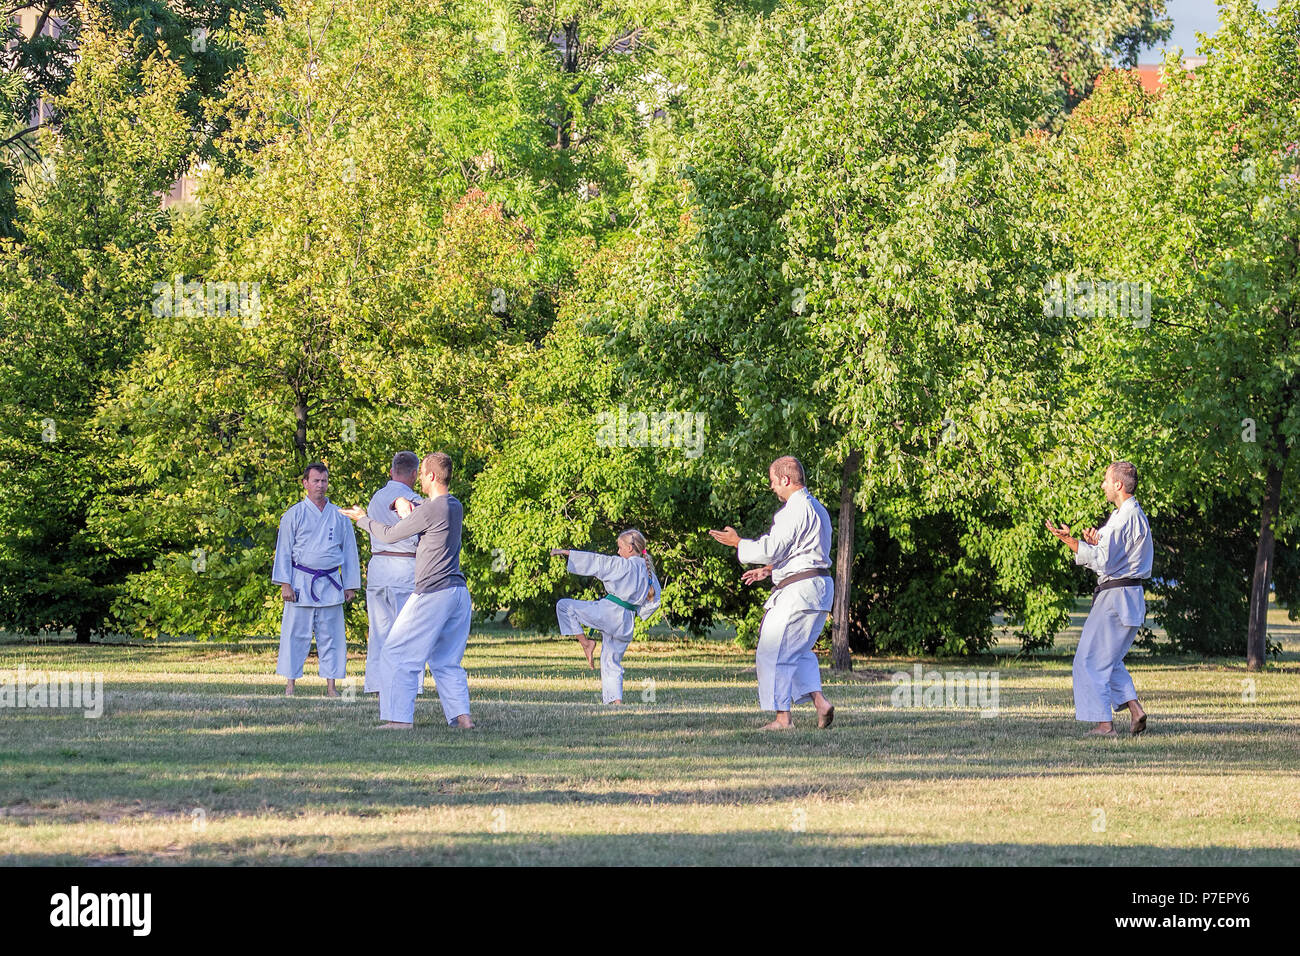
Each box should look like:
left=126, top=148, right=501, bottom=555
left=373, top=551, right=416, bottom=558
left=774, top=568, right=833, bottom=590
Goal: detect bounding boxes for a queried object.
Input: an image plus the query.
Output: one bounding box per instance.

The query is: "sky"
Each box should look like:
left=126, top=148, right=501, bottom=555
left=1139, top=0, right=1281, bottom=61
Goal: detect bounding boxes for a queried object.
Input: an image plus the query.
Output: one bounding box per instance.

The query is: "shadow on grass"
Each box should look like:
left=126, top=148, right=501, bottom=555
left=2, top=641, right=1298, bottom=854
left=6, top=837, right=1298, bottom=867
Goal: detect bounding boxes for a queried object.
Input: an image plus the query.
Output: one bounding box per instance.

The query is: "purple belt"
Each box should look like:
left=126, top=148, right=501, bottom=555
left=292, top=563, right=343, bottom=601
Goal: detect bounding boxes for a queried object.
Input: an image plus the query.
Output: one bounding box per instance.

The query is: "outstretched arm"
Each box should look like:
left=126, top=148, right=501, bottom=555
left=564, top=549, right=624, bottom=580
left=344, top=500, right=437, bottom=543
left=735, top=508, right=798, bottom=567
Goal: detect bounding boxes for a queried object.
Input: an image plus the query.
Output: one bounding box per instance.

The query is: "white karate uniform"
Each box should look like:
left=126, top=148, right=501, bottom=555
left=379, top=587, right=472, bottom=724
left=737, top=488, right=834, bottom=712
left=1073, top=496, right=1153, bottom=722
left=271, top=498, right=361, bottom=680
left=556, top=550, right=662, bottom=704
left=363, top=480, right=423, bottom=693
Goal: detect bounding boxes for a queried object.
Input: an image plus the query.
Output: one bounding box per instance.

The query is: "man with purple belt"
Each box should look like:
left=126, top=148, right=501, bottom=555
left=272, top=462, right=360, bottom=697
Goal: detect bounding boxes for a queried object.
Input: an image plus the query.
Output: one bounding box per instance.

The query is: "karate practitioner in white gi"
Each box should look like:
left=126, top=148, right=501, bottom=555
left=271, top=463, right=360, bottom=697
left=709, top=456, right=836, bottom=730
left=1046, top=461, right=1152, bottom=737
left=363, top=451, right=423, bottom=694
left=342, top=452, right=474, bottom=730
left=551, top=529, right=662, bottom=704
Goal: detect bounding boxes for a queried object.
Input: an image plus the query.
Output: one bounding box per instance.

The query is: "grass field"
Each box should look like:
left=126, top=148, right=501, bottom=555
left=2, top=603, right=1298, bottom=866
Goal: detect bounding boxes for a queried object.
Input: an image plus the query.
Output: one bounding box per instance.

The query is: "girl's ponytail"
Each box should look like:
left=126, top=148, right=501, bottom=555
left=619, top=528, right=657, bottom=602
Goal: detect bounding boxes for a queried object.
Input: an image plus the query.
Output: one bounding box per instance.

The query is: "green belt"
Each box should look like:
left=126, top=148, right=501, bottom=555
left=603, top=594, right=638, bottom=612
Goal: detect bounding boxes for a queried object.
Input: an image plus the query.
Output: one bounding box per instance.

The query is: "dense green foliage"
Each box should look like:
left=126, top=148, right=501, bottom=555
left=0, top=0, right=1294, bottom=665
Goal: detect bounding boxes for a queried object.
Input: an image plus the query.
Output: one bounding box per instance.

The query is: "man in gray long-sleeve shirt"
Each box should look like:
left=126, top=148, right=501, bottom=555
left=342, top=452, right=474, bottom=729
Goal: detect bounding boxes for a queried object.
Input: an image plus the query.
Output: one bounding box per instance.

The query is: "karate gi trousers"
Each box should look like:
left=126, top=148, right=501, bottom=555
left=557, top=597, right=636, bottom=704
left=1073, top=585, right=1143, bottom=722
left=755, top=576, right=833, bottom=712
left=365, top=555, right=417, bottom=694
left=379, top=586, right=472, bottom=725
left=277, top=603, right=347, bottom=680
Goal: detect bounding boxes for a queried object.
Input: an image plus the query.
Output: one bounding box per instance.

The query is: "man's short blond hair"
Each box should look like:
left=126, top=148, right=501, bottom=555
left=423, top=452, right=453, bottom=484
left=770, top=456, right=805, bottom=485
left=1108, top=461, right=1137, bottom=494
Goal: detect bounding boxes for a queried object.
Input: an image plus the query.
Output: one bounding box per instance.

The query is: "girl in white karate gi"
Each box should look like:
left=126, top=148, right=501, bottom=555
left=552, top=529, right=661, bottom=704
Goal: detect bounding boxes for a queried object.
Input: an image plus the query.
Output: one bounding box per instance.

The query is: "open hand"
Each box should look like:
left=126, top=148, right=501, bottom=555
left=340, top=505, right=366, bottom=521
left=1081, top=527, right=1100, bottom=546
left=708, top=526, right=741, bottom=548
left=1045, top=519, right=1079, bottom=553
left=280, top=583, right=297, bottom=602
left=550, top=548, right=570, bottom=557
left=741, top=565, right=772, bottom=586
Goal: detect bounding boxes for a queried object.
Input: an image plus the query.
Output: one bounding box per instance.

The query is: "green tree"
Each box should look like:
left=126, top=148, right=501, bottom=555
left=981, top=1, right=1172, bottom=111
left=99, top=0, right=543, bottom=638
left=1059, top=0, right=1300, bottom=669
left=584, top=0, right=1091, bottom=659
left=0, top=20, right=194, bottom=640
left=0, top=1, right=279, bottom=235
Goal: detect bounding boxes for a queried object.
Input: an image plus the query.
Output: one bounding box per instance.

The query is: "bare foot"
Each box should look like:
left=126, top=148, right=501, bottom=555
left=325, top=688, right=341, bottom=698
left=453, top=714, right=475, bottom=729
left=378, top=721, right=413, bottom=730
left=608, top=699, right=622, bottom=706
left=762, top=711, right=795, bottom=731
left=812, top=692, right=834, bottom=728
left=1126, top=699, right=1147, bottom=735
left=284, top=680, right=295, bottom=697
left=1086, top=722, right=1117, bottom=737
left=577, top=634, right=597, bottom=669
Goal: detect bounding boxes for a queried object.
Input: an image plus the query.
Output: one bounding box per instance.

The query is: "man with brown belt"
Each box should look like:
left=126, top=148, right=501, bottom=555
left=709, top=456, right=836, bottom=730
left=362, top=451, right=423, bottom=694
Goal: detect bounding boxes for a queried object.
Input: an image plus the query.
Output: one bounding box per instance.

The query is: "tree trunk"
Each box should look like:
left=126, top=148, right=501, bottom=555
left=1246, top=443, right=1287, bottom=670
left=74, top=620, right=91, bottom=645
left=557, top=19, right=579, bottom=149
left=293, top=394, right=308, bottom=462
left=831, top=449, right=861, bottom=671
